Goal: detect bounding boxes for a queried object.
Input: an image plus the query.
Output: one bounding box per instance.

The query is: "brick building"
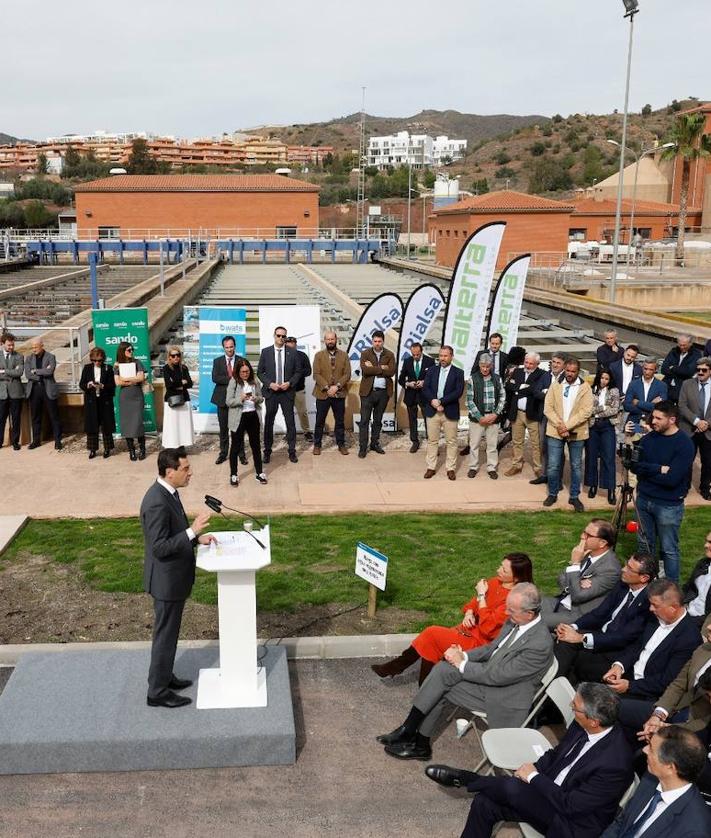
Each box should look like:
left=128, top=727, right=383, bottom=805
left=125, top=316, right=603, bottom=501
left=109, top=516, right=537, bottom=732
left=74, top=174, right=320, bottom=238
left=570, top=197, right=702, bottom=242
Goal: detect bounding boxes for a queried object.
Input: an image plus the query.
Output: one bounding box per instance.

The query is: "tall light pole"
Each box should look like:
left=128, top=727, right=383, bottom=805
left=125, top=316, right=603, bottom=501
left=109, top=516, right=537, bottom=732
left=610, top=0, right=639, bottom=304
left=406, top=160, right=412, bottom=259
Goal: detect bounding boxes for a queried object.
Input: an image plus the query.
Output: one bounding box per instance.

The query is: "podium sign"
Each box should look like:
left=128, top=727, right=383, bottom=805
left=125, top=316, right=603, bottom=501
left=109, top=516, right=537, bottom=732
left=196, top=526, right=271, bottom=709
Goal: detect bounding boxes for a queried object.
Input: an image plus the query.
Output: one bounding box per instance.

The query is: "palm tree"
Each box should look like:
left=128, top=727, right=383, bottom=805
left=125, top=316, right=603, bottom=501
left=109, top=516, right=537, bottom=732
left=662, top=112, right=711, bottom=265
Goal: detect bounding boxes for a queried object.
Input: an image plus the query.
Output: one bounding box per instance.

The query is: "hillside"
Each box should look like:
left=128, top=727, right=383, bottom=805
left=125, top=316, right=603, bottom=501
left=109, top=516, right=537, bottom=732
left=0, top=132, right=22, bottom=145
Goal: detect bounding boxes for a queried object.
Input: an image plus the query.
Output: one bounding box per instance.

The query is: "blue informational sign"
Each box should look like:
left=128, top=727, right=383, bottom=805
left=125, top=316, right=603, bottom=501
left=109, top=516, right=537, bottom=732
left=197, top=307, right=247, bottom=415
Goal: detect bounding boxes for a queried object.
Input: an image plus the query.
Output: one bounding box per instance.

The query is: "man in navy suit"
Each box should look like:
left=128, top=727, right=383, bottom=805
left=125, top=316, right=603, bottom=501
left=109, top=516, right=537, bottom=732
left=610, top=344, right=642, bottom=398
left=602, top=725, right=711, bottom=837
left=422, top=345, right=464, bottom=480
left=397, top=342, right=434, bottom=453
left=426, top=682, right=634, bottom=838
left=210, top=335, right=244, bottom=465
left=554, top=552, right=658, bottom=683
left=602, top=579, right=700, bottom=702
left=257, top=325, right=300, bottom=464
left=624, top=359, right=668, bottom=432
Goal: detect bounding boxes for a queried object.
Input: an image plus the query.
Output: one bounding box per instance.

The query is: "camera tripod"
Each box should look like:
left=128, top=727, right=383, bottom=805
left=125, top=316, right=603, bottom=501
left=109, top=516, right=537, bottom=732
left=611, top=464, right=649, bottom=547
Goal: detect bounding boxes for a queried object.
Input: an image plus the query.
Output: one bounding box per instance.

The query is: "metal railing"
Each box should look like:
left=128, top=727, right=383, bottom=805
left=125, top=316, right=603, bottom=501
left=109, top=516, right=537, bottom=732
left=0, top=325, right=91, bottom=391
left=5, top=226, right=398, bottom=242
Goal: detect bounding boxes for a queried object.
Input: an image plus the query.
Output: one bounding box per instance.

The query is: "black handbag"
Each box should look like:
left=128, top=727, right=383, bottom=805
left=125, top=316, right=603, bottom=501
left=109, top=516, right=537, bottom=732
left=168, top=394, right=185, bottom=408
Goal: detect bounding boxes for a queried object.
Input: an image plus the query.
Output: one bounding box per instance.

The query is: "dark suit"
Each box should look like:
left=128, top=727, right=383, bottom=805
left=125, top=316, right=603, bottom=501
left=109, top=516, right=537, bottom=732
left=211, top=354, right=242, bottom=458
left=624, top=377, right=668, bottom=429
left=683, top=557, right=711, bottom=620
left=79, top=362, right=116, bottom=451
left=601, top=772, right=711, bottom=837
left=422, top=364, right=465, bottom=421
left=257, top=344, right=299, bottom=456
left=463, top=722, right=634, bottom=838
left=0, top=349, right=24, bottom=446
left=504, top=366, right=548, bottom=423
left=25, top=350, right=61, bottom=445
left=555, top=581, right=652, bottom=682
left=140, top=480, right=197, bottom=699
left=661, top=346, right=702, bottom=403
left=597, top=343, right=625, bottom=371
left=614, top=613, right=700, bottom=699
left=678, top=376, right=711, bottom=498
left=609, top=358, right=643, bottom=397
left=474, top=348, right=508, bottom=378
left=398, top=353, right=435, bottom=443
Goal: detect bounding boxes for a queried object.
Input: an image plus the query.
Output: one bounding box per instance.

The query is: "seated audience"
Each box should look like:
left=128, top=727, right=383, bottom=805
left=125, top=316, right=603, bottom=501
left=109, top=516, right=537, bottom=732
left=682, top=530, right=711, bottom=626
left=426, top=682, right=633, bottom=838
left=555, top=552, right=657, bottom=683
left=371, top=553, right=533, bottom=685
left=540, top=518, right=620, bottom=629
left=376, top=584, right=553, bottom=761
left=602, top=725, right=711, bottom=837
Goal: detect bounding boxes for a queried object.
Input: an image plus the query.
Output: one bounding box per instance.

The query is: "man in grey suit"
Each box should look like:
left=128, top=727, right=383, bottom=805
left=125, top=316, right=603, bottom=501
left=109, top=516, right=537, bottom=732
left=678, top=357, right=711, bottom=500
left=140, top=447, right=215, bottom=708
left=540, top=518, right=621, bottom=628
left=377, top=583, right=554, bottom=760
left=24, top=338, right=62, bottom=450
left=0, top=333, right=24, bottom=450
left=257, top=325, right=300, bottom=464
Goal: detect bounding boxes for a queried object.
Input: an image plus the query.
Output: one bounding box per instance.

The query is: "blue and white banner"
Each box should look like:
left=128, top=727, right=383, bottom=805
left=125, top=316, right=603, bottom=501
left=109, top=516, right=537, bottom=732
left=487, top=254, right=530, bottom=351
left=347, top=292, right=403, bottom=378
left=396, top=283, right=446, bottom=376
left=442, top=222, right=506, bottom=374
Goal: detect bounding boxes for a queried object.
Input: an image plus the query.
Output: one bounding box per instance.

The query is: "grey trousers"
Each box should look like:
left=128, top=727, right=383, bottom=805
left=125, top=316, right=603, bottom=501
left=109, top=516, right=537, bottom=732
left=540, top=596, right=582, bottom=629
left=148, top=598, right=185, bottom=699
left=413, top=661, right=486, bottom=736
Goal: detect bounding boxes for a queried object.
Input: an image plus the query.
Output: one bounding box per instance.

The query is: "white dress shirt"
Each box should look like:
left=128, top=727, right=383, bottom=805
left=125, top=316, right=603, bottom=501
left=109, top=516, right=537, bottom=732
left=632, top=783, right=692, bottom=834
left=621, top=361, right=634, bottom=395
left=642, top=378, right=653, bottom=401
left=688, top=567, right=711, bottom=617
left=458, top=616, right=542, bottom=673
left=574, top=585, right=646, bottom=649
left=615, top=611, right=687, bottom=680
left=241, top=382, right=256, bottom=413
left=562, top=380, right=580, bottom=423
left=517, top=372, right=530, bottom=411
left=525, top=726, right=612, bottom=785
left=373, top=350, right=386, bottom=390
left=437, top=364, right=452, bottom=400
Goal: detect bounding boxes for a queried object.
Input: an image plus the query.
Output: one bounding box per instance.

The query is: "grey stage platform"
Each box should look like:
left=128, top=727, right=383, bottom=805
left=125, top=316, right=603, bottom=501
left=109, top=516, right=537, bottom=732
left=0, top=645, right=295, bottom=775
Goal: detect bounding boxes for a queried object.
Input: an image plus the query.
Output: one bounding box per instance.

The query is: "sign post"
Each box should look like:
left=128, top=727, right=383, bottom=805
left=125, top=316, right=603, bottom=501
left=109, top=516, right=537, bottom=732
left=355, top=542, right=388, bottom=619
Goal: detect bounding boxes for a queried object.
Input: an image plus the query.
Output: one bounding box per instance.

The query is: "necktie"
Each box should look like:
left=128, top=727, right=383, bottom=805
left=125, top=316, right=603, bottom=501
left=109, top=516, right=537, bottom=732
left=226, top=358, right=232, bottom=378
left=414, top=360, right=420, bottom=378
left=603, top=590, right=635, bottom=633
left=620, top=788, right=663, bottom=838
left=497, top=626, right=519, bottom=651
left=173, top=490, right=188, bottom=525
left=492, top=352, right=497, bottom=373
left=553, top=733, right=587, bottom=776
left=700, top=382, right=708, bottom=419
left=276, top=349, right=283, bottom=385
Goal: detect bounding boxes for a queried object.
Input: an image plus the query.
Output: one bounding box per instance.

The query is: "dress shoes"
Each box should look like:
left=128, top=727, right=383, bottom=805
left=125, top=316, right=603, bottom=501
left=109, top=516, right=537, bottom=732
left=488, top=470, right=498, bottom=480
left=384, top=740, right=432, bottom=761
left=608, top=488, right=617, bottom=505
left=358, top=449, right=367, bottom=459
left=425, top=764, right=477, bottom=789
left=370, top=444, right=385, bottom=454
left=103, top=449, right=111, bottom=458
left=146, top=690, right=192, bottom=708
left=529, top=475, right=548, bottom=485
left=569, top=497, right=585, bottom=513
left=289, top=452, right=298, bottom=463
left=338, top=446, right=349, bottom=455
left=89, top=450, right=97, bottom=459
left=459, top=445, right=470, bottom=456
left=699, top=488, right=711, bottom=500
left=376, top=724, right=412, bottom=746
left=304, top=432, right=314, bottom=441
left=215, top=453, right=227, bottom=465
left=239, top=453, right=248, bottom=466
left=313, top=446, right=321, bottom=455
left=447, top=470, right=456, bottom=481
left=168, top=675, right=193, bottom=691
left=13, top=443, right=21, bottom=451
left=424, top=469, right=436, bottom=479
left=263, top=452, right=271, bottom=464
left=55, top=441, right=63, bottom=451
left=409, top=442, right=420, bottom=453
left=587, top=486, right=598, bottom=499
left=28, top=441, right=40, bottom=449
left=467, top=468, right=478, bottom=479
left=542, top=494, right=557, bottom=507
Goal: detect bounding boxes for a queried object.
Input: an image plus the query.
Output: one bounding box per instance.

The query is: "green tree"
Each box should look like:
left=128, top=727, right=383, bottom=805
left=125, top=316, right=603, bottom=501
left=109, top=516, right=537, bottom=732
left=63, top=145, right=81, bottom=172
left=127, top=138, right=160, bottom=174
left=23, top=200, right=55, bottom=228
left=582, top=145, right=604, bottom=185
left=471, top=178, right=489, bottom=194
left=552, top=114, right=563, bottom=123
left=529, top=142, right=546, bottom=157
left=641, top=103, right=652, bottom=117
left=662, top=113, right=711, bottom=264
left=421, top=168, right=436, bottom=189
left=495, top=166, right=516, bottom=180
left=0, top=201, right=26, bottom=228
left=36, top=152, right=48, bottom=175
left=494, top=150, right=511, bottom=165
left=528, top=158, right=573, bottom=193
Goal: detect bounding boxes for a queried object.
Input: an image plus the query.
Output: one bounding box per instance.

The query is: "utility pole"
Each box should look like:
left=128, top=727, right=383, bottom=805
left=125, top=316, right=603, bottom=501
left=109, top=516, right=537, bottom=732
left=356, top=87, right=367, bottom=239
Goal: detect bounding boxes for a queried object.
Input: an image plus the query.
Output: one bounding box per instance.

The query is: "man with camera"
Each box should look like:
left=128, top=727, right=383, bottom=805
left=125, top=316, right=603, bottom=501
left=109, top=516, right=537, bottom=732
left=629, top=401, right=696, bottom=582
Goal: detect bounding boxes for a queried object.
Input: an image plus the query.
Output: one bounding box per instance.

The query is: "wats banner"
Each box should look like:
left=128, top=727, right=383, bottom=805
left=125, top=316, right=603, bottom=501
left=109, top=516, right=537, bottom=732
left=347, top=292, right=403, bottom=379
left=487, top=254, right=530, bottom=350
left=441, top=222, right=506, bottom=374
left=91, top=307, right=156, bottom=434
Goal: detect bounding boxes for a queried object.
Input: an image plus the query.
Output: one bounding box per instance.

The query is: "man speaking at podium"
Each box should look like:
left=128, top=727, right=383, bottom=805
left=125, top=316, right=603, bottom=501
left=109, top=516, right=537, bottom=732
left=141, top=446, right=215, bottom=708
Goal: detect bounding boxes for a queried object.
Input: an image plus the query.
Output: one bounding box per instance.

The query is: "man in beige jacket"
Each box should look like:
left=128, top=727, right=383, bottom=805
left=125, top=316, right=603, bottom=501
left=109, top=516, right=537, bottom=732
left=543, top=357, right=594, bottom=512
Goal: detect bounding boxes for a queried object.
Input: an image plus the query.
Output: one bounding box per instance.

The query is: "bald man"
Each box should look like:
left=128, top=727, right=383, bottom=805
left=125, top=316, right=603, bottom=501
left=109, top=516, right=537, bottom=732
left=312, top=331, right=350, bottom=455
left=25, top=339, right=62, bottom=449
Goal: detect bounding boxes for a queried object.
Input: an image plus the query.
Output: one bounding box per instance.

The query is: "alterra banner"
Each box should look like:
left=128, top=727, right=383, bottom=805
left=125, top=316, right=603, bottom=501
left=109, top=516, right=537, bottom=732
left=442, top=222, right=506, bottom=374
left=487, top=254, right=530, bottom=351
left=397, top=283, right=446, bottom=375
left=347, top=292, right=403, bottom=378
left=91, top=307, right=156, bottom=434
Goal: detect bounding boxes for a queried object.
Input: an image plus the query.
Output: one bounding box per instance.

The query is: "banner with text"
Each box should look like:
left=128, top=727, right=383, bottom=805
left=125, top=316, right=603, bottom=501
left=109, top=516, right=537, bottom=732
left=91, top=307, right=156, bottom=434
left=347, top=292, right=403, bottom=379
left=258, top=305, right=321, bottom=433
left=487, top=254, right=530, bottom=351
left=396, top=283, right=446, bottom=376
left=442, top=222, right=506, bottom=374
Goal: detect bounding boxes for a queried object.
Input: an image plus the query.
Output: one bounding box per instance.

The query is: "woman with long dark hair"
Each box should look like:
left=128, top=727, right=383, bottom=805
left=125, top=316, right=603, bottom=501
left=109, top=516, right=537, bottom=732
left=371, top=552, right=534, bottom=685
left=113, top=341, right=146, bottom=461
left=79, top=346, right=116, bottom=459
left=225, top=358, right=267, bottom=486
left=585, top=367, right=620, bottom=504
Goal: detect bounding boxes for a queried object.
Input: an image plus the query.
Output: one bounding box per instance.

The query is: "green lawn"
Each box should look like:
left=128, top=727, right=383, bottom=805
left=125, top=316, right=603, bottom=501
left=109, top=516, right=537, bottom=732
left=670, top=311, right=711, bottom=324
left=4, top=509, right=711, bottom=633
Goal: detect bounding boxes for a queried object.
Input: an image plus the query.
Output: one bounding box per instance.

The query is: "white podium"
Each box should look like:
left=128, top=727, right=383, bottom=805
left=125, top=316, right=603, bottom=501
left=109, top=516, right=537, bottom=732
left=195, top=526, right=271, bottom=709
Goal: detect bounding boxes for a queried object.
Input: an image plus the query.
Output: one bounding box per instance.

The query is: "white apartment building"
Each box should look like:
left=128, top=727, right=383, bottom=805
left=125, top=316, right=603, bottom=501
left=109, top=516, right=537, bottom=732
left=367, top=131, right=466, bottom=169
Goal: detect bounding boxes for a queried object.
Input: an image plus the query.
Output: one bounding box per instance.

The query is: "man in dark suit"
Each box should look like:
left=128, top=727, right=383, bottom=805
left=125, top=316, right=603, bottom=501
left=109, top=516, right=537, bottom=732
left=285, top=336, right=313, bottom=441
left=377, top=584, right=554, bottom=761
left=678, top=357, right=711, bottom=500
left=474, top=332, right=508, bottom=378
left=427, top=682, right=634, bottom=838
left=0, top=332, right=24, bottom=450
left=554, top=552, right=658, bottom=683
left=682, top=531, right=711, bottom=624
left=503, top=351, right=548, bottom=479
left=624, top=359, right=668, bottom=432
left=661, top=334, right=702, bottom=404
left=597, top=328, right=625, bottom=371
left=398, top=342, right=434, bottom=453
left=210, top=335, right=243, bottom=465
left=257, top=325, right=300, bottom=463
left=602, top=726, right=711, bottom=837
left=422, top=345, right=465, bottom=480
left=24, top=338, right=62, bottom=450
left=610, top=344, right=642, bottom=400
left=602, top=580, right=700, bottom=703
left=358, top=330, right=396, bottom=458
left=140, top=447, right=215, bottom=708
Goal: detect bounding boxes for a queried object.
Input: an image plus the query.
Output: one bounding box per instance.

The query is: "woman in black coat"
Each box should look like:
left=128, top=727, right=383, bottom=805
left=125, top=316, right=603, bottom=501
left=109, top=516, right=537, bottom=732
left=161, top=345, right=194, bottom=448
left=79, top=346, right=116, bottom=458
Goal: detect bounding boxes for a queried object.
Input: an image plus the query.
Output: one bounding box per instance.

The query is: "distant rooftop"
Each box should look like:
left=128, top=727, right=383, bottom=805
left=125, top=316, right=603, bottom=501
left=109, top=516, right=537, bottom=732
left=434, top=190, right=574, bottom=214
left=74, top=174, right=319, bottom=193
left=572, top=197, right=699, bottom=215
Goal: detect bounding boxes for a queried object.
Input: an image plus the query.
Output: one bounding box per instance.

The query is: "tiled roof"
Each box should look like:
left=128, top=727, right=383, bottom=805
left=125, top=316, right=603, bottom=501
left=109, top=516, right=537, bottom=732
left=75, top=174, right=319, bottom=193
left=572, top=197, right=701, bottom=215
left=433, top=190, right=574, bottom=214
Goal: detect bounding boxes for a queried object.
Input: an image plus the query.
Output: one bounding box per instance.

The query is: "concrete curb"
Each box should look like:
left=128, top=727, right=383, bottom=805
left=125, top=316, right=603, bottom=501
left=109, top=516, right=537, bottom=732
left=0, top=632, right=416, bottom=667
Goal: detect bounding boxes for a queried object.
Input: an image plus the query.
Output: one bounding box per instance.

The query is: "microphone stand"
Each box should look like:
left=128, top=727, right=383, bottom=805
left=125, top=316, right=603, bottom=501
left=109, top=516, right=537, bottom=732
left=204, top=496, right=266, bottom=549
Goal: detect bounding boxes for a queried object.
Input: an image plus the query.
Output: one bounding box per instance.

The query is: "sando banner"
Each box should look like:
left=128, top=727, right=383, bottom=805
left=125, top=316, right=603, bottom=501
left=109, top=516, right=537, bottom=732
left=487, top=254, right=530, bottom=351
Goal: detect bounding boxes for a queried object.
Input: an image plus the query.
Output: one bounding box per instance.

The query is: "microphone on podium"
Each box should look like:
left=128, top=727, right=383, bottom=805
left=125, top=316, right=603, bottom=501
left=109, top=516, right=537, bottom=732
left=204, top=495, right=266, bottom=549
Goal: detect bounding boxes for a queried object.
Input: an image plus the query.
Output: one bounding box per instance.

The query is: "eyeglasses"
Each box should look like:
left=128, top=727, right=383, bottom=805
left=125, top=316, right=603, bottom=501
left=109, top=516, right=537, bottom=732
left=570, top=701, right=586, bottom=716
left=125, top=347, right=134, bottom=352
left=275, top=333, right=286, bottom=339
left=169, top=353, right=181, bottom=358
left=582, top=530, right=599, bottom=539
left=697, top=367, right=710, bottom=373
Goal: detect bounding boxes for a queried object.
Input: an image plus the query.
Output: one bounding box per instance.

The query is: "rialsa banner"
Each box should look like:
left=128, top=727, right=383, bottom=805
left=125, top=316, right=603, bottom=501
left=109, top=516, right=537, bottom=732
left=442, top=222, right=505, bottom=374
left=487, top=254, right=530, bottom=350
left=396, top=283, right=446, bottom=376
left=91, top=307, right=156, bottom=434
left=347, top=292, right=403, bottom=379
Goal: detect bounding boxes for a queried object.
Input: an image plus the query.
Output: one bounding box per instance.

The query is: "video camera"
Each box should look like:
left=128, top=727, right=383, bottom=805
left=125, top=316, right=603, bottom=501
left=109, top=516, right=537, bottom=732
left=617, top=440, right=641, bottom=470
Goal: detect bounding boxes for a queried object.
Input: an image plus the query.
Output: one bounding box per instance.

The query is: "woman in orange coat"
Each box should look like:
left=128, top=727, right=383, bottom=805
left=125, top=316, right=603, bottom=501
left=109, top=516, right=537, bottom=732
left=371, top=552, right=533, bottom=685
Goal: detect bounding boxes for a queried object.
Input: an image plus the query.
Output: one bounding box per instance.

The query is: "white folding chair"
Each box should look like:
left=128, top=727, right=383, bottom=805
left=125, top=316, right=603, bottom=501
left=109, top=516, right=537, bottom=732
left=543, top=676, right=576, bottom=728
left=481, top=727, right=553, bottom=772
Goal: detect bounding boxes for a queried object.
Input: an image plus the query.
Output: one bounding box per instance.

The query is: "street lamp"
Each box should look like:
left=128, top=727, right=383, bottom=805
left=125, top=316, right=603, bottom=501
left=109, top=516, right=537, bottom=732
left=609, top=0, right=640, bottom=304
left=406, top=160, right=412, bottom=259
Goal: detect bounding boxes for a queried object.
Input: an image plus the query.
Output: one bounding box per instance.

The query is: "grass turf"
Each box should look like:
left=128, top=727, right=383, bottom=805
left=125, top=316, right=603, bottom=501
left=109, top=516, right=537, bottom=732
left=3, top=508, right=711, bottom=634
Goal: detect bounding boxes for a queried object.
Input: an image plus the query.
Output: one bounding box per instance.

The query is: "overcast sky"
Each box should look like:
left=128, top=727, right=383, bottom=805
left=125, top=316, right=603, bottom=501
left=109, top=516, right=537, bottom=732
left=2, top=0, right=707, bottom=141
